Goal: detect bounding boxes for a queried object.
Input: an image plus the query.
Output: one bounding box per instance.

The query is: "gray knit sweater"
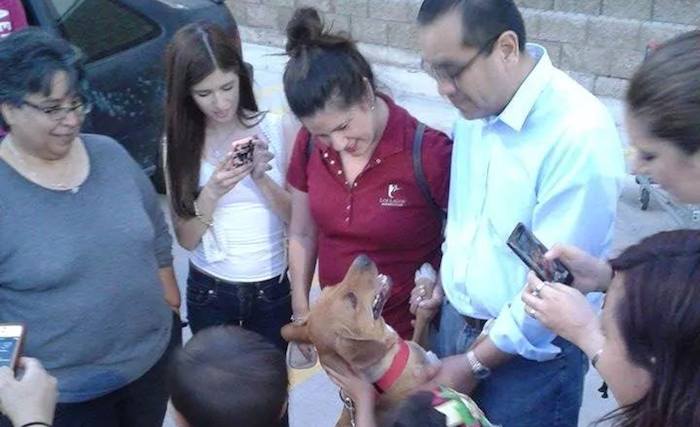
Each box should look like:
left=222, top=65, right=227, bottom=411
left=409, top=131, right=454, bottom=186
left=0, top=134, right=172, bottom=402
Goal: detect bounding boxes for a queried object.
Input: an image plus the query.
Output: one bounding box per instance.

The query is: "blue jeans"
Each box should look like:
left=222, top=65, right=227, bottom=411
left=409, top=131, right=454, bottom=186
left=434, top=300, right=588, bottom=427
left=186, top=265, right=292, bottom=352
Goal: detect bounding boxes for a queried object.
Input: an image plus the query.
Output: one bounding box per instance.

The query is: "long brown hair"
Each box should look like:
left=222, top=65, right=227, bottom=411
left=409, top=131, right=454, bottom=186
left=598, top=230, right=700, bottom=426
left=164, top=22, right=261, bottom=218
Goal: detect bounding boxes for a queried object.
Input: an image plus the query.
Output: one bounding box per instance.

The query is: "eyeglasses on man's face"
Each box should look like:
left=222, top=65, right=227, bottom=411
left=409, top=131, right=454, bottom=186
left=421, top=37, right=497, bottom=84
left=21, top=99, right=92, bottom=122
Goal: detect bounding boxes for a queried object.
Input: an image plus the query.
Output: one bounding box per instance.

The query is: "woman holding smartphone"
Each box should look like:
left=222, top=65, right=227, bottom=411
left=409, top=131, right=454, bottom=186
left=0, top=29, right=177, bottom=427
left=521, top=31, right=700, bottom=425
left=163, top=22, right=296, bottom=350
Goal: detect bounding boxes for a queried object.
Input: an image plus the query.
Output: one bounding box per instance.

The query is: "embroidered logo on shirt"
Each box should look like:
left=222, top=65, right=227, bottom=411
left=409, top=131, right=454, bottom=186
left=388, top=184, right=401, bottom=199
left=380, top=183, right=407, bottom=207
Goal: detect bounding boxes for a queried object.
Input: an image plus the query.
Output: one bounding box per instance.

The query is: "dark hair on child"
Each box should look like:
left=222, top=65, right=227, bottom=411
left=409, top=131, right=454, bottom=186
left=168, top=326, right=288, bottom=427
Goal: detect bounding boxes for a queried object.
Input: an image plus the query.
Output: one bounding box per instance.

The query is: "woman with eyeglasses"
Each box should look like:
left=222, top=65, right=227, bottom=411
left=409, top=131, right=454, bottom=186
left=0, top=28, right=179, bottom=427
left=521, top=31, right=700, bottom=426
left=284, top=8, right=453, bottom=339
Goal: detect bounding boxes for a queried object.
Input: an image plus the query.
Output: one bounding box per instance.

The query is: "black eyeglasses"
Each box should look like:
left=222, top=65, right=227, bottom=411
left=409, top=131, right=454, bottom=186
left=22, top=99, right=92, bottom=122
left=421, top=37, right=497, bottom=85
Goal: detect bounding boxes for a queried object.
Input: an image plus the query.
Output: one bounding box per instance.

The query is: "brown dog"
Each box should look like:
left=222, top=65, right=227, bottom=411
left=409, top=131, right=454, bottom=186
left=282, top=255, right=436, bottom=427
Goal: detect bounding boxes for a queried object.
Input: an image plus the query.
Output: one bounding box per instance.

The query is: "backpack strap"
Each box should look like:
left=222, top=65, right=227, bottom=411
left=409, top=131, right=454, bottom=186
left=412, top=122, right=446, bottom=221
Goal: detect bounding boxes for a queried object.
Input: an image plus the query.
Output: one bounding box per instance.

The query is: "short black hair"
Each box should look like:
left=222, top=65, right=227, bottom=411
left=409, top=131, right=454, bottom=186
left=168, top=326, right=288, bottom=427
left=417, top=0, right=526, bottom=52
left=283, top=7, right=375, bottom=118
left=382, top=391, right=447, bottom=426
left=0, top=28, right=87, bottom=128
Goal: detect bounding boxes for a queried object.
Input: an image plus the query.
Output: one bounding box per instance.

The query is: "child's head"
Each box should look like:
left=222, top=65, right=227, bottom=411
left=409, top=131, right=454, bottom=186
left=168, top=326, right=288, bottom=427
left=383, top=386, right=493, bottom=427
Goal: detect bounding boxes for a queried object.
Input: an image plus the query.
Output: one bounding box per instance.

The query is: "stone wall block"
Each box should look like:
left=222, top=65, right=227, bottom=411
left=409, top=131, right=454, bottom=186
left=561, top=44, right=612, bottom=75
left=352, top=17, right=389, bottom=44
left=554, top=0, right=601, bottom=15
left=587, top=16, right=641, bottom=49
left=594, top=76, right=628, bottom=98
left=638, top=21, right=698, bottom=50
left=516, top=0, right=555, bottom=8
left=332, top=0, right=368, bottom=17
left=539, top=11, right=588, bottom=43
left=653, top=0, right=700, bottom=26
left=602, top=0, right=652, bottom=20
left=609, top=48, right=645, bottom=79
left=369, top=0, right=421, bottom=22
left=246, top=4, right=279, bottom=28
left=387, top=21, right=420, bottom=50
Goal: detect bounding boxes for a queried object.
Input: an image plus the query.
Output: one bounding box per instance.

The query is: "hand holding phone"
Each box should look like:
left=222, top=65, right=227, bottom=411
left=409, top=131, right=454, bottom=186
left=506, top=223, right=574, bottom=285
left=0, top=324, right=24, bottom=372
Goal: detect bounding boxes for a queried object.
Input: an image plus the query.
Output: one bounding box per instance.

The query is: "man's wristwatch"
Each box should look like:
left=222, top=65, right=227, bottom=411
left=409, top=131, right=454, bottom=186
left=465, top=350, right=491, bottom=379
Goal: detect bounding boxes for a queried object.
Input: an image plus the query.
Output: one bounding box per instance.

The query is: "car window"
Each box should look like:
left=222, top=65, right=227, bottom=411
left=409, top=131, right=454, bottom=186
left=47, top=0, right=159, bottom=63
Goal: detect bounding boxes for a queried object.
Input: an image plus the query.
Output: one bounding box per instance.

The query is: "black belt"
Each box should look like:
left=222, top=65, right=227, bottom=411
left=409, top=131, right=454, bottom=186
left=189, top=263, right=285, bottom=290
left=463, top=315, right=488, bottom=332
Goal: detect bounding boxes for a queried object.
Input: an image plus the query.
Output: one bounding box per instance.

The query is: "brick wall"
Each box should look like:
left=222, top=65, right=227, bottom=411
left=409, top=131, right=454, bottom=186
left=227, top=0, right=698, bottom=98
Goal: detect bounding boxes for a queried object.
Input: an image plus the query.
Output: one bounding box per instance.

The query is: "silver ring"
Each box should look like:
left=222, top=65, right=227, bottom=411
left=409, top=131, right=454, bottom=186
left=531, top=281, right=546, bottom=298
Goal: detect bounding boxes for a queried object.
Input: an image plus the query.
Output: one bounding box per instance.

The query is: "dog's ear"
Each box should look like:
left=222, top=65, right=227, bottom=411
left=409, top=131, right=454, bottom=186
left=335, top=335, right=392, bottom=370
left=281, top=321, right=311, bottom=344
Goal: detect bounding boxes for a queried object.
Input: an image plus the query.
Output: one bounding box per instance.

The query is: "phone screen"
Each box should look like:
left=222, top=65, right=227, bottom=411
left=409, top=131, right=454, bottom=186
left=231, top=140, right=254, bottom=167
left=0, top=325, right=23, bottom=369
left=507, top=223, right=574, bottom=285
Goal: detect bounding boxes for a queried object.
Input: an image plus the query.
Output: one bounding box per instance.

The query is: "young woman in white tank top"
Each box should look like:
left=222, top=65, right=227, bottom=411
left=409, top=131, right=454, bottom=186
left=163, top=22, right=297, bottom=351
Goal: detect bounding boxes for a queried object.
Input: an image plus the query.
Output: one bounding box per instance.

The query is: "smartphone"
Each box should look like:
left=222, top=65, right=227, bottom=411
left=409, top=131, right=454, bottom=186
left=506, top=223, right=574, bottom=285
left=230, top=137, right=255, bottom=168
left=0, top=324, right=25, bottom=372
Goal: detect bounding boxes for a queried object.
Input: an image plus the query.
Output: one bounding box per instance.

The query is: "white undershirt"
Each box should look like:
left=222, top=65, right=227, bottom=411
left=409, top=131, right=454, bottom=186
left=190, top=113, right=288, bottom=282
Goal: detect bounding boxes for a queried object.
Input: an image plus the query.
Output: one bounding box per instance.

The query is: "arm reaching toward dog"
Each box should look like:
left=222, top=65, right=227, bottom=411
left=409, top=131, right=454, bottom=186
left=325, top=365, right=377, bottom=427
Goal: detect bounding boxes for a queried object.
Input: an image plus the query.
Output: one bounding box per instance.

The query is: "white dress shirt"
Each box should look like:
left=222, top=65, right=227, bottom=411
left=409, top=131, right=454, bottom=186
left=441, top=44, right=625, bottom=361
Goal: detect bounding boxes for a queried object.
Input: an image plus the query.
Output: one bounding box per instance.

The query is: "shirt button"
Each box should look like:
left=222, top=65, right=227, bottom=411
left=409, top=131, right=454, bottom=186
left=323, top=152, right=329, bottom=158
left=353, top=182, right=358, bottom=187
left=345, top=217, right=350, bottom=222
left=329, top=160, right=335, bottom=165
left=375, top=158, right=381, bottom=164
left=337, top=170, right=342, bottom=175
left=346, top=205, right=351, bottom=210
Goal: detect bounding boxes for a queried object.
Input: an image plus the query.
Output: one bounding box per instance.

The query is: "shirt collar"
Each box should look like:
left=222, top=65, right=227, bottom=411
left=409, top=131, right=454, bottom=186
left=495, top=43, right=553, bottom=132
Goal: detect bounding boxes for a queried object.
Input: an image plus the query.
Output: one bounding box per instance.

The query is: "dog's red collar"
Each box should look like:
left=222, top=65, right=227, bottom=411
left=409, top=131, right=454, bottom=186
left=373, top=338, right=410, bottom=394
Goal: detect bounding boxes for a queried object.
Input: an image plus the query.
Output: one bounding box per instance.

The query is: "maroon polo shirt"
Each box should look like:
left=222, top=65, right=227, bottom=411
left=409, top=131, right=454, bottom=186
left=287, top=95, right=452, bottom=338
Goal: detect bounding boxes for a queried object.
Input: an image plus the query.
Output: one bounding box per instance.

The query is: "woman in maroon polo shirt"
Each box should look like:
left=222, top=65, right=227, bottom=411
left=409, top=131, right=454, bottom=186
left=284, top=7, right=452, bottom=339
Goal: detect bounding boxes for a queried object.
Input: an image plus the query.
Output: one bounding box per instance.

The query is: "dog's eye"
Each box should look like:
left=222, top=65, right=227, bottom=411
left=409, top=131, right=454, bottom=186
left=344, top=292, right=358, bottom=309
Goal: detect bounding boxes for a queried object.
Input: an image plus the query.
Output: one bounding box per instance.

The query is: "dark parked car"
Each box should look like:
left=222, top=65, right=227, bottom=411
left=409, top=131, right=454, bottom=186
left=17, top=0, right=241, bottom=188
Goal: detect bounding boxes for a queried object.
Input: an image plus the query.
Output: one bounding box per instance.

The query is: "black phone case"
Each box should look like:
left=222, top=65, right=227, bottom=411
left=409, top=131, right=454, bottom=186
left=506, top=223, right=574, bottom=285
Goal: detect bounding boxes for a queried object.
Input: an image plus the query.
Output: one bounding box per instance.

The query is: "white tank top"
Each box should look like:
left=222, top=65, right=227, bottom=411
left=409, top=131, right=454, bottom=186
left=190, top=113, right=288, bottom=282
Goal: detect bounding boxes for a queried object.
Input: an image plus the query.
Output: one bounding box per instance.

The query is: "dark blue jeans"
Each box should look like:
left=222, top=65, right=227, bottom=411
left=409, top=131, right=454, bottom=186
left=186, top=265, right=292, bottom=352
left=434, top=300, right=588, bottom=427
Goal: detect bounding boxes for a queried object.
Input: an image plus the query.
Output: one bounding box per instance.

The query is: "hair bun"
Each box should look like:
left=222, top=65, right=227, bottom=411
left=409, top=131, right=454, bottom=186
left=285, top=7, right=324, bottom=56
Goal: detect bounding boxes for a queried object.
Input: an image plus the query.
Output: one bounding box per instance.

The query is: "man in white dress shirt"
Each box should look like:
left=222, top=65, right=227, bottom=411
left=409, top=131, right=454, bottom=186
left=415, top=1, right=625, bottom=425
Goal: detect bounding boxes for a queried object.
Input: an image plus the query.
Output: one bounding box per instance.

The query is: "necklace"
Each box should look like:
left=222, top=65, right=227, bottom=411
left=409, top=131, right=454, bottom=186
left=1, top=136, right=85, bottom=193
